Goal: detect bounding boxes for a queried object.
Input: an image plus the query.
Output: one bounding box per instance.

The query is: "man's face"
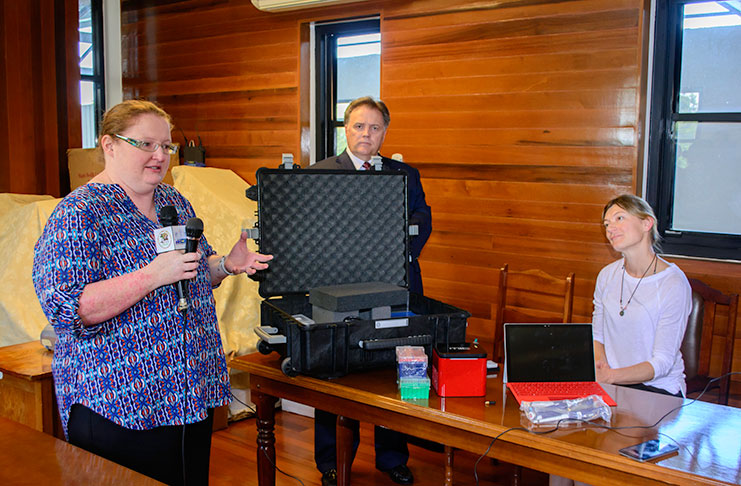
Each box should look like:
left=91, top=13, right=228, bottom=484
left=344, top=105, right=387, bottom=160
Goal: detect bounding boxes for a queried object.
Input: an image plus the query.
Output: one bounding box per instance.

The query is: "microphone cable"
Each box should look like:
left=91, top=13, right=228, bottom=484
left=472, top=372, right=740, bottom=486
left=180, top=304, right=189, bottom=486
left=178, top=217, right=203, bottom=486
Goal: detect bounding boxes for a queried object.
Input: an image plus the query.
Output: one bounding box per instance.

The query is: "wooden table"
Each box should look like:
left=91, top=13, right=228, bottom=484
left=0, top=341, right=62, bottom=438
left=0, top=417, right=165, bottom=485
left=0, top=341, right=228, bottom=437
left=231, top=352, right=741, bottom=486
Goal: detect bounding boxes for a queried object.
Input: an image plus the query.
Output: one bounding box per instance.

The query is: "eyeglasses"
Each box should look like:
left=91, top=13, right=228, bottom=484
left=114, top=134, right=179, bottom=155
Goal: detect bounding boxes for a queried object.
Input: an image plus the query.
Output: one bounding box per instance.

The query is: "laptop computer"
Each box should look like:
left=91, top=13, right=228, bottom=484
left=503, top=323, right=617, bottom=406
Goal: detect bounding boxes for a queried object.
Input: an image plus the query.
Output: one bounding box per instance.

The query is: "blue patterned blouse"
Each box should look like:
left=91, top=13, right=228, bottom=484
left=32, top=183, right=230, bottom=438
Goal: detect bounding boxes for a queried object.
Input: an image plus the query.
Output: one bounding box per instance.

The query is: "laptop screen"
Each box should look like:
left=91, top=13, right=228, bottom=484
left=504, top=323, right=596, bottom=383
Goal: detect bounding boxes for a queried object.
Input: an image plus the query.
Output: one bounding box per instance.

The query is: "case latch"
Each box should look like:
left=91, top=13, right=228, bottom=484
left=282, top=153, right=295, bottom=169
left=370, top=155, right=383, bottom=171
left=243, top=227, right=260, bottom=240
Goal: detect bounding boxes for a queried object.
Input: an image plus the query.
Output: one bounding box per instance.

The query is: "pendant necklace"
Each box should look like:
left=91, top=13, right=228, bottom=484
left=619, top=253, right=658, bottom=317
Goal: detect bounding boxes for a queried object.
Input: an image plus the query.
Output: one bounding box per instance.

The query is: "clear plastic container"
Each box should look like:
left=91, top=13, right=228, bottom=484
left=520, top=395, right=612, bottom=426
left=399, top=377, right=430, bottom=400
left=396, top=345, right=428, bottom=379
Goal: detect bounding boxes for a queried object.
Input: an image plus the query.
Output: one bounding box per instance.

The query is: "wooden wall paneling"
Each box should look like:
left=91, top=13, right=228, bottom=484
left=383, top=0, right=642, bottom=21
left=3, top=0, right=38, bottom=194
left=50, top=0, right=83, bottom=196
left=119, top=0, right=740, bottom=386
left=0, top=0, right=79, bottom=196
left=120, top=2, right=299, bottom=175
left=0, top=1, right=8, bottom=192
left=421, top=179, right=625, bottom=203
left=40, top=0, right=60, bottom=195
left=379, top=0, right=647, bottom=354
left=120, top=0, right=389, bottom=179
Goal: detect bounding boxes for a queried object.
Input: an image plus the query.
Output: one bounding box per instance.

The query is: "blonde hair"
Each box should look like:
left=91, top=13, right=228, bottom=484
left=98, top=99, right=172, bottom=149
left=602, top=194, right=662, bottom=251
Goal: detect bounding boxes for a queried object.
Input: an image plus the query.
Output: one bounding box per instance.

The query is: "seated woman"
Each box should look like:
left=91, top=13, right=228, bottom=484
left=594, top=194, right=691, bottom=397
left=550, top=194, right=691, bottom=486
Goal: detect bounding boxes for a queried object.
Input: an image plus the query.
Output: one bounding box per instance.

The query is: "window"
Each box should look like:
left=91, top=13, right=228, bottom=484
left=647, top=0, right=741, bottom=260
left=315, top=18, right=380, bottom=161
left=79, top=0, right=105, bottom=148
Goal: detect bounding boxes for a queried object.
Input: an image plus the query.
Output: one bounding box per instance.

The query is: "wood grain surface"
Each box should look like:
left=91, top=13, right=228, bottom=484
left=118, top=0, right=740, bottom=398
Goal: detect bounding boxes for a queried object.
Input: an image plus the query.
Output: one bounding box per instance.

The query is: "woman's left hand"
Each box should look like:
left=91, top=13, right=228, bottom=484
left=223, top=230, right=273, bottom=275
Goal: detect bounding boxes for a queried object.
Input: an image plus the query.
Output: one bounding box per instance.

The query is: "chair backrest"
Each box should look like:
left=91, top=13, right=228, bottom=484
left=681, top=289, right=704, bottom=383
left=684, top=278, right=739, bottom=405
left=493, top=263, right=575, bottom=362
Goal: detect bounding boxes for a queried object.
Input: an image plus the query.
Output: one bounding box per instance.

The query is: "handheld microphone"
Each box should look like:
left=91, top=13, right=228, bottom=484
left=177, top=217, right=204, bottom=313
left=155, top=205, right=178, bottom=253
left=158, top=205, right=178, bottom=227
left=157, top=206, right=190, bottom=312
left=155, top=206, right=186, bottom=254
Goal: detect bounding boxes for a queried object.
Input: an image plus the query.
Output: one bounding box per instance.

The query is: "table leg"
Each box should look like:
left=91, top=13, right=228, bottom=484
left=336, top=414, right=357, bottom=486
left=511, top=465, right=522, bottom=486
left=254, top=390, right=278, bottom=486
left=444, top=445, right=454, bottom=486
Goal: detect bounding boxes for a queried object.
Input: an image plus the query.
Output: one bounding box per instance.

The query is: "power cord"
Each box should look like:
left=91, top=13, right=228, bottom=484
left=230, top=391, right=256, bottom=415
left=230, top=393, right=307, bottom=484
left=472, top=372, right=740, bottom=485
left=229, top=394, right=304, bottom=484
left=261, top=444, right=306, bottom=486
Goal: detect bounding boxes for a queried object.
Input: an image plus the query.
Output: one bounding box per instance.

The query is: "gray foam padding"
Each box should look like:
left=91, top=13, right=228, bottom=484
left=255, top=170, right=409, bottom=297
left=310, top=281, right=408, bottom=311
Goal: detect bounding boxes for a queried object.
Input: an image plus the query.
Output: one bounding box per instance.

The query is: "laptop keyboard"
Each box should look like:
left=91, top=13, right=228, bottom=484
left=509, top=381, right=612, bottom=401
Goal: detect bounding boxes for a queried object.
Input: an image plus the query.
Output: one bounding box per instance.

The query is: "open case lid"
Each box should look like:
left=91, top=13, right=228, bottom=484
left=252, top=168, right=410, bottom=298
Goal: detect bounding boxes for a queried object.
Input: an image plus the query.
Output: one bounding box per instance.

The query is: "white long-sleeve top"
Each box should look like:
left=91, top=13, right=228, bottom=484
left=592, top=258, right=692, bottom=395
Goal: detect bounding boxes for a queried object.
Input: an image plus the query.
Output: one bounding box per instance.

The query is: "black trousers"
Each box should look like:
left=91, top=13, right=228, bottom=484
left=67, top=404, right=214, bottom=486
left=314, top=408, right=409, bottom=473
left=619, top=383, right=683, bottom=397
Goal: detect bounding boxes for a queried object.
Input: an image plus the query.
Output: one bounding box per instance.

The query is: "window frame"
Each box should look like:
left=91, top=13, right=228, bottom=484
left=314, top=18, right=380, bottom=161
left=646, top=0, right=741, bottom=261
left=80, top=0, right=106, bottom=144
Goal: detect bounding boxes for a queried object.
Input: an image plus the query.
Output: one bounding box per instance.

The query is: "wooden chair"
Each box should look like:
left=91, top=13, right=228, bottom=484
left=443, top=264, right=576, bottom=486
left=682, top=278, right=738, bottom=405
left=492, top=263, right=576, bottom=363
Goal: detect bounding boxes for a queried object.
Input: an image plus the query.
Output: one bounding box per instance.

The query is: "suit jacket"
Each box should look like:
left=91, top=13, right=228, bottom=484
left=312, top=150, right=432, bottom=294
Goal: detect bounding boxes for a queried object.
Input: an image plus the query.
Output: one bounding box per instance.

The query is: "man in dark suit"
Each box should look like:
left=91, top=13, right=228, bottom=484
left=311, top=97, right=431, bottom=486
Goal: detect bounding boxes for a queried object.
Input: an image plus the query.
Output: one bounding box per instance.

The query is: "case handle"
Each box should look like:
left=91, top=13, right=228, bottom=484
left=359, top=334, right=432, bottom=350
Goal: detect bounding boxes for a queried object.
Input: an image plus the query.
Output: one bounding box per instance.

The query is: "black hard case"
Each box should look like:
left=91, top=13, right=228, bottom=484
left=252, top=168, right=469, bottom=378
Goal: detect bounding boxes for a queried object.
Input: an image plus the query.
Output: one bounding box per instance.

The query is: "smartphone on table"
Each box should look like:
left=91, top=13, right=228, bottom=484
left=618, top=439, right=679, bottom=462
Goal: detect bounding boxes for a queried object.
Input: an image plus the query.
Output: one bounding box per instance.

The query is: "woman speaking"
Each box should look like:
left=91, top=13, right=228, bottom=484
left=33, top=100, right=271, bottom=485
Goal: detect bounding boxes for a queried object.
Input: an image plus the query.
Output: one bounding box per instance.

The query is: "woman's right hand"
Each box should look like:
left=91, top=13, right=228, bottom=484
left=144, top=250, right=203, bottom=288
left=79, top=250, right=203, bottom=326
